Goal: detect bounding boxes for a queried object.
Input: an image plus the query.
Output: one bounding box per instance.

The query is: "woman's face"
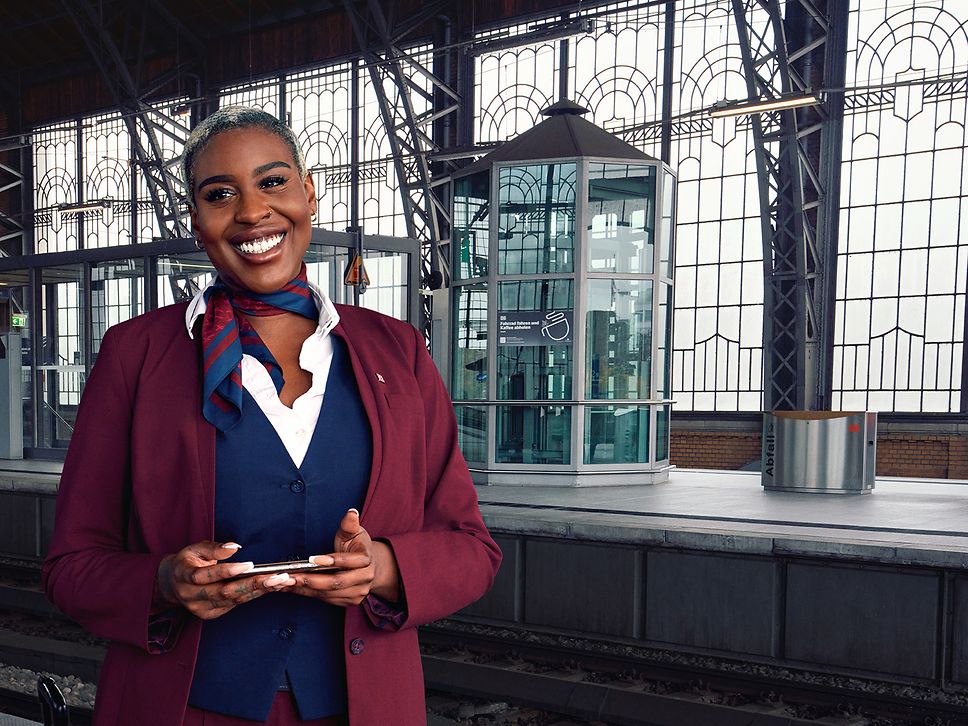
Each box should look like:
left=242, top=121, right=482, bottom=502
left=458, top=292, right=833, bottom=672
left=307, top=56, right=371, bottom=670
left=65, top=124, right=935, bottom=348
left=190, top=127, right=316, bottom=294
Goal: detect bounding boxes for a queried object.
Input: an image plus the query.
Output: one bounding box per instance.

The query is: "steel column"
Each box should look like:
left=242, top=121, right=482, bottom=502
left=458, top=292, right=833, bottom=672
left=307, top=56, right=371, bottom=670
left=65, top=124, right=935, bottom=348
left=341, top=0, right=461, bottom=335
left=58, top=0, right=195, bottom=240
left=730, top=0, right=846, bottom=411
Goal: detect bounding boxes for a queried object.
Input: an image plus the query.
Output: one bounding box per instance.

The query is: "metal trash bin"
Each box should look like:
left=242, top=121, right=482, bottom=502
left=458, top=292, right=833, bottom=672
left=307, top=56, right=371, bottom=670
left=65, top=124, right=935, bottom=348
left=761, top=411, right=877, bottom=494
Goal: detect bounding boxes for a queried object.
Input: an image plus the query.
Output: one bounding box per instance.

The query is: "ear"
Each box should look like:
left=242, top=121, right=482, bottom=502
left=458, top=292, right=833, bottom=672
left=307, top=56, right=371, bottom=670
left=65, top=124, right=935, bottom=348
left=304, top=172, right=318, bottom=218
left=190, top=208, right=200, bottom=238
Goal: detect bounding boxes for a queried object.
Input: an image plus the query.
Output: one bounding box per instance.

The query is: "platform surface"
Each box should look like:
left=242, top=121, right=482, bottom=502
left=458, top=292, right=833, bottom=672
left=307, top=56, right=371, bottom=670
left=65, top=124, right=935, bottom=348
left=4, top=458, right=968, bottom=567
left=476, top=468, right=968, bottom=568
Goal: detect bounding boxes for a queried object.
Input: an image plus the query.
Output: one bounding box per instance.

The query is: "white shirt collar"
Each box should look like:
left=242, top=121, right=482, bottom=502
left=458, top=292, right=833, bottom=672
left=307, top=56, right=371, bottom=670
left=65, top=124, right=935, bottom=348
left=184, top=277, right=340, bottom=340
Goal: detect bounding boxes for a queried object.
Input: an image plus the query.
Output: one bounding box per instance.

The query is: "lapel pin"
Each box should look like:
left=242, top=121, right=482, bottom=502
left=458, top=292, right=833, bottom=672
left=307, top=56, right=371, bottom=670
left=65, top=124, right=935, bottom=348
left=375, top=373, right=386, bottom=384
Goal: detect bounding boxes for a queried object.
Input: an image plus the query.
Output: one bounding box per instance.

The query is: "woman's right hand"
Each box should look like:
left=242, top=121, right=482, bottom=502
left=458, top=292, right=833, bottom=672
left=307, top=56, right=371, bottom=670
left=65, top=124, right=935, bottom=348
left=155, top=541, right=295, bottom=620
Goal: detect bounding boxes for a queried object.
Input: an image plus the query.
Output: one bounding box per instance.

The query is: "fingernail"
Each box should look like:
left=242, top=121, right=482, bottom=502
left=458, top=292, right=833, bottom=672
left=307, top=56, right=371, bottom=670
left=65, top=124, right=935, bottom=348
left=223, top=542, right=242, bottom=550
left=265, top=573, right=291, bottom=586
left=227, top=562, right=254, bottom=576
left=310, top=555, right=335, bottom=566
left=347, top=508, right=359, bottom=516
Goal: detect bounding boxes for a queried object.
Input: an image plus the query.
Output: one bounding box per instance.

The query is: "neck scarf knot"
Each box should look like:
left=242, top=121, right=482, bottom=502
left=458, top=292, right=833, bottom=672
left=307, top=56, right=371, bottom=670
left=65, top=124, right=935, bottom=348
left=201, top=265, right=318, bottom=431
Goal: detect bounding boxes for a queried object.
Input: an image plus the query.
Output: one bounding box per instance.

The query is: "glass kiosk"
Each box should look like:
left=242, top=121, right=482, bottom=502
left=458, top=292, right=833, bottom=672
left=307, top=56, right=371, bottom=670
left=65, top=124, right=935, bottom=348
left=451, top=101, right=676, bottom=485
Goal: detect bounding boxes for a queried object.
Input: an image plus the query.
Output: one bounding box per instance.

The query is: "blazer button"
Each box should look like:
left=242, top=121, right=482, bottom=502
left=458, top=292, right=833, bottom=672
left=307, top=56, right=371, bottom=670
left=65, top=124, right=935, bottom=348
left=290, top=479, right=305, bottom=493
left=279, top=627, right=294, bottom=640
left=349, top=638, right=365, bottom=655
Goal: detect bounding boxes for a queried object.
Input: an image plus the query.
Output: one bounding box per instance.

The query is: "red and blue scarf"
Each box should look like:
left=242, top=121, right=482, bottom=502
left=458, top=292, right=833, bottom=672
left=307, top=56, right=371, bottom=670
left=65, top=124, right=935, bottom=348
left=201, top=264, right=318, bottom=431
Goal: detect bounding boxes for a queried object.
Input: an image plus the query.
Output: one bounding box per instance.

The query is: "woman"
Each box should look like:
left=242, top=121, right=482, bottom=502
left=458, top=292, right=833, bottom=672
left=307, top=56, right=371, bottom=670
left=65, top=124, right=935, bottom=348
left=42, top=106, right=502, bottom=725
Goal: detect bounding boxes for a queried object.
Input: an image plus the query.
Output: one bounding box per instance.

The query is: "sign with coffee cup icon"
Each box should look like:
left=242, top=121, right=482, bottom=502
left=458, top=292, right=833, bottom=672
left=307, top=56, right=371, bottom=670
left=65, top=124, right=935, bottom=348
left=498, top=311, right=573, bottom=345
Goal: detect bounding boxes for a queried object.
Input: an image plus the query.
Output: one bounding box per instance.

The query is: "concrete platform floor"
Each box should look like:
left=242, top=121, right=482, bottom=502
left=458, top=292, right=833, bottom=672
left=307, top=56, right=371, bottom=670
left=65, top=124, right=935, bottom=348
left=476, top=468, right=968, bottom=568
left=4, top=458, right=968, bottom=566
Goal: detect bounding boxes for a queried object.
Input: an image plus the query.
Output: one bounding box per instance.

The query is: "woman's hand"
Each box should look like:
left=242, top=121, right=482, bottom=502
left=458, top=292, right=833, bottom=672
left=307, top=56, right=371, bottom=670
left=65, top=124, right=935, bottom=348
left=286, top=509, right=401, bottom=607
left=156, top=541, right=295, bottom=620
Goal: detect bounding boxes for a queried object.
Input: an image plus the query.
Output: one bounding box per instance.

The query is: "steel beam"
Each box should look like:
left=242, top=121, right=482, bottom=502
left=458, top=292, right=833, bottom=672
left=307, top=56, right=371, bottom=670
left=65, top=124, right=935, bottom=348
left=58, top=0, right=193, bottom=241
left=0, top=138, right=29, bottom=257
left=730, top=0, right=846, bottom=411
left=341, top=0, right=460, bottom=335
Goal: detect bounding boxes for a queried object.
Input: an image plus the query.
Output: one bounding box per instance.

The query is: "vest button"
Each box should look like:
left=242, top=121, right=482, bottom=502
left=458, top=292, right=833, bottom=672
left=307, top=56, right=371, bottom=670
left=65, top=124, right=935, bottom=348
left=349, top=638, right=365, bottom=655
left=290, top=479, right=305, bottom=493
left=279, top=627, right=294, bottom=640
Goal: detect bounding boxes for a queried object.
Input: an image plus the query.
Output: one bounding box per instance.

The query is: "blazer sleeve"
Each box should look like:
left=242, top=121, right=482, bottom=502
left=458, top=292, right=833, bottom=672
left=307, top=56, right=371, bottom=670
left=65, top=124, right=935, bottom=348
left=42, top=326, right=180, bottom=653
left=372, top=324, right=502, bottom=630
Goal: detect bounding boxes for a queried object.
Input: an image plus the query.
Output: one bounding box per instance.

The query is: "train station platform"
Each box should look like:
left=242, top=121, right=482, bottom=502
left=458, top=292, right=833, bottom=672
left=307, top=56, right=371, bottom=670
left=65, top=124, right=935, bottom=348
left=4, top=460, right=968, bottom=716
left=476, top=468, right=968, bottom=566
left=459, top=468, right=968, bottom=712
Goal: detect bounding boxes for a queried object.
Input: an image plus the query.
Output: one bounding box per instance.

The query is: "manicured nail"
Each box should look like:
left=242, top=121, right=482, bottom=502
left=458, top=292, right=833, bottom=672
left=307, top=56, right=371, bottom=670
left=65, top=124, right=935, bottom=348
left=226, top=562, right=254, bottom=576
left=347, top=508, right=359, bottom=516
left=222, top=542, right=242, bottom=550
left=310, top=555, right=335, bottom=567
left=265, top=573, right=293, bottom=587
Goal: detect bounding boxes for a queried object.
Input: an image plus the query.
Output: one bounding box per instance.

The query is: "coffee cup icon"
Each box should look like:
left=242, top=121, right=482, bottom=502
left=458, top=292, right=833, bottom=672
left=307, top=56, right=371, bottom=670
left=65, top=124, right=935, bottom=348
left=541, top=311, right=570, bottom=342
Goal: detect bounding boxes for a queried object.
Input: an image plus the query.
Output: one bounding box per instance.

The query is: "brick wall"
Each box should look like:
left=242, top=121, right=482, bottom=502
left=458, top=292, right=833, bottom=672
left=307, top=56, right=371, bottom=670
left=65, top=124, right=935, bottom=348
left=670, top=430, right=761, bottom=471
left=670, top=429, right=968, bottom=480
left=876, top=433, right=968, bottom=479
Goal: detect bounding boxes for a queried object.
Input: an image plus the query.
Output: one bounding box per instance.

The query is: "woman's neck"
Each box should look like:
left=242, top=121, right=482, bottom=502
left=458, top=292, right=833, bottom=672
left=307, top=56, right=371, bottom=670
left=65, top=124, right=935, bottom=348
left=244, top=312, right=318, bottom=407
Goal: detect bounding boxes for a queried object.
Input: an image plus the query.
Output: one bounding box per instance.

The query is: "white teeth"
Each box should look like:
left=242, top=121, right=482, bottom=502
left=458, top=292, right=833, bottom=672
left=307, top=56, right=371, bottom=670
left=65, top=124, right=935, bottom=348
left=237, top=233, right=284, bottom=254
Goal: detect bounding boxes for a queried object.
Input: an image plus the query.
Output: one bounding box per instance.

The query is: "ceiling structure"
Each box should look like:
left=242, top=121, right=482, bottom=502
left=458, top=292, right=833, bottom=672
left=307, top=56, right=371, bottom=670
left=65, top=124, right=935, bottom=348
left=0, top=0, right=579, bottom=131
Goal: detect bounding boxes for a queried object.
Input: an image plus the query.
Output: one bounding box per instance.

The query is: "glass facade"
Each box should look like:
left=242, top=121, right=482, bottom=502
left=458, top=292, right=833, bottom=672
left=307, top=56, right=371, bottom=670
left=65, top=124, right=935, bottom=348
left=15, top=0, right=966, bottom=464
left=585, top=279, right=652, bottom=400
left=496, top=404, right=571, bottom=465
left=587, top=163, right=656, bottom=274
left=38, top=265, right=86, bottom=449
left=452, top=283, right=488, bottom=401
left=498, top=164, right=576, bottom=275
left=584, top=405, right=650, bottom=465
left=497, top=279, right=574, bottom=401
left=454, top=172, right=490, bottom=280
left=0, top=236, right=413, bottom=452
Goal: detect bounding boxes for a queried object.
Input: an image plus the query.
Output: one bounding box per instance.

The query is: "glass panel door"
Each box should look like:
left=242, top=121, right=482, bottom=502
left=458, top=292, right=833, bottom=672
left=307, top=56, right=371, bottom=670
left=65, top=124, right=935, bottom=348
left=39, top=264, right=86, bottom=448
left=360, top=250, right=409, bottom=320
left=91, top=258, right=146, bottom=356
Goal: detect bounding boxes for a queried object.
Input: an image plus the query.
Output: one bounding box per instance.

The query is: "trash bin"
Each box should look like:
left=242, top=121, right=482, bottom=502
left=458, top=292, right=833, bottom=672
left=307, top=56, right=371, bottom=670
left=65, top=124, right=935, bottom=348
left=761, top=411, right=877, bottom=494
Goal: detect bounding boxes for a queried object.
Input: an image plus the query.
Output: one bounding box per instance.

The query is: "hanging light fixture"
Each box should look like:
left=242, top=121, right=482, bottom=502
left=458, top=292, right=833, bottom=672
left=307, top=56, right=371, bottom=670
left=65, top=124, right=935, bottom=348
left=709, top=93, right=822, bottom=119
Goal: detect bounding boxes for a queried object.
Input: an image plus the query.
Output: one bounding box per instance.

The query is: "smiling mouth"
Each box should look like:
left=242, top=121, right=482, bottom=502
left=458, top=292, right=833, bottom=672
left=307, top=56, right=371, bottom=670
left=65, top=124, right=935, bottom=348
left=236, top=232, right=285, bottom=255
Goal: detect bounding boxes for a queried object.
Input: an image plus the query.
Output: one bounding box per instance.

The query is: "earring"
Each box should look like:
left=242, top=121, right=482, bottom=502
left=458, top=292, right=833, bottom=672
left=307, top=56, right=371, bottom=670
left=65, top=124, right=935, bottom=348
left=194, top=236, right=204, bottom=250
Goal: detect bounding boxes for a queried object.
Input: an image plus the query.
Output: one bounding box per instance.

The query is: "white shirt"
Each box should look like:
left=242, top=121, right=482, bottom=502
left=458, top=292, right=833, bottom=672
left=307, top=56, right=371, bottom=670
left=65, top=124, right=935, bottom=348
left=185, top=281, right=340, bottom=467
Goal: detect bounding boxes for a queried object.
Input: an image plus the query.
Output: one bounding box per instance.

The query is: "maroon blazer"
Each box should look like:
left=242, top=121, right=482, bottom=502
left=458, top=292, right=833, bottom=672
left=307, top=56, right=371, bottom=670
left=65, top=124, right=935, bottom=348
left=42, top=301, right=501, bottom=725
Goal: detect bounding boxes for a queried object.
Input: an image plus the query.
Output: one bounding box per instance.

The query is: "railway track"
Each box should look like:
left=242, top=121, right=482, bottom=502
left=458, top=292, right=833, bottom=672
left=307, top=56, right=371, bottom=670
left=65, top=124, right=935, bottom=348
left=421, top=620, right=968, bottom=726
left=0, top=684, right=92, bottom=726
left=3, top=557, right=966, bottom=725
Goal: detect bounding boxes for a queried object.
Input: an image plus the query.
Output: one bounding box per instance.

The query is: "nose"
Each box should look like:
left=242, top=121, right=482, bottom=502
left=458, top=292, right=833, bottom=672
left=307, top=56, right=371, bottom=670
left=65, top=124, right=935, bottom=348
left=234, top=191, right=271, bottom=224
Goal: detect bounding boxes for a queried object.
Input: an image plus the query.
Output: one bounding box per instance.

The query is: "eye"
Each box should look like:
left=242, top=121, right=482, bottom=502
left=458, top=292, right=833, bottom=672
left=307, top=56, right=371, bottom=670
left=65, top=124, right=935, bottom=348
left=202, top=187, right=234, bottom=203
left=260, top=175, right=288, bottom=189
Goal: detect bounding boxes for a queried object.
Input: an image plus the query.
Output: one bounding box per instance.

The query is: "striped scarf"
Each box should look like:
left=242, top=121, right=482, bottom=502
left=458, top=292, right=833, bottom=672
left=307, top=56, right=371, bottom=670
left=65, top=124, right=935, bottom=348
left=201, top=265, right=318, bottom=431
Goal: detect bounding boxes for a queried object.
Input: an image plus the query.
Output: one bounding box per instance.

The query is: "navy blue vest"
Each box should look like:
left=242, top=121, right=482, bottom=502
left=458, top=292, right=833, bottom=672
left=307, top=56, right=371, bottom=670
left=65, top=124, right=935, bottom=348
left=189, top=336, right=371, bottom=721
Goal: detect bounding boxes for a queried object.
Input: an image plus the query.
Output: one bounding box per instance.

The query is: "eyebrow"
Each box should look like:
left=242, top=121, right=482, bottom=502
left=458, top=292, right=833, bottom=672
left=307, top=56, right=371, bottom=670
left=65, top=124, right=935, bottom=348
left=196, top=161, right=293, bottom=191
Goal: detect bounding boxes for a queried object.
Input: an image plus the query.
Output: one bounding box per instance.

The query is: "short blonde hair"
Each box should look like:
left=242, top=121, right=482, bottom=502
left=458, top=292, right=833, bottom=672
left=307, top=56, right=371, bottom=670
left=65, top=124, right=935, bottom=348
left=180, top=106, right=307, bottom=209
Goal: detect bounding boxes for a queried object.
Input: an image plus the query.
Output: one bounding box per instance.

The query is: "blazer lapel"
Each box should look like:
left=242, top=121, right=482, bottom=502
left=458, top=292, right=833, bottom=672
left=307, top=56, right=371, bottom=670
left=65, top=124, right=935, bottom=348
left=331, top=322, right=384, bottom=525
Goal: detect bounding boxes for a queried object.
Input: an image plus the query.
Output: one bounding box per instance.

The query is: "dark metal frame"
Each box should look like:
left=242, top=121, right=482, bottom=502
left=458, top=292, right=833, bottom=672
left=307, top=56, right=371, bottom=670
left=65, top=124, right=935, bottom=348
left=58, top=0, right=200, bottom=240
left=341, top=0, right=460, bottom=336
left=730, top=0, right=848, bottom=411
left=7, top=0, right=966, bottom=418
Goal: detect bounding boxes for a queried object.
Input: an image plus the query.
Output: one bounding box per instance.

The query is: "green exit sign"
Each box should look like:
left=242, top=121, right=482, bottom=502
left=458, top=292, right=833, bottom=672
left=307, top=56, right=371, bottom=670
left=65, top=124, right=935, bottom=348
left=11, top=314, right=26, bottom=328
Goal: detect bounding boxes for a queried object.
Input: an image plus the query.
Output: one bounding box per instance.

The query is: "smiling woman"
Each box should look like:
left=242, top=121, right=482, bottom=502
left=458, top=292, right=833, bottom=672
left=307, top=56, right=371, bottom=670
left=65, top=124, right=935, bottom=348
left=42, top=106, right=502, bottom=726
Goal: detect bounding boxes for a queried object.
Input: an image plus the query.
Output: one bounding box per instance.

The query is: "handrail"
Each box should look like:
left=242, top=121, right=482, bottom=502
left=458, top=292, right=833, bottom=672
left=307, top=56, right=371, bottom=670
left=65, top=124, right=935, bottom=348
left=42, top=399, right=75, bottom=433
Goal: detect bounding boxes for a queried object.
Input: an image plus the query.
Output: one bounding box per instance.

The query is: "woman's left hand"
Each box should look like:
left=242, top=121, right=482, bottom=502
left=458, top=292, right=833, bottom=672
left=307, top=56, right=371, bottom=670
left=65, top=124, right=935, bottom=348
left=285, top=509, right=400, bottom=607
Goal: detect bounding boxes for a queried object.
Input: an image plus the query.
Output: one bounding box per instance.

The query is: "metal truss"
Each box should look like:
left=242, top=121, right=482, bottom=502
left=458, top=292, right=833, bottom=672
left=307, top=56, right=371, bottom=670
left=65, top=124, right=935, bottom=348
left=341, top=0, right=459, bottom=335
left=0, top=135, right=30, bottom=257
left=730, top=0, right=847, bottom=411
left=58, top=0, right=198, bottom=240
